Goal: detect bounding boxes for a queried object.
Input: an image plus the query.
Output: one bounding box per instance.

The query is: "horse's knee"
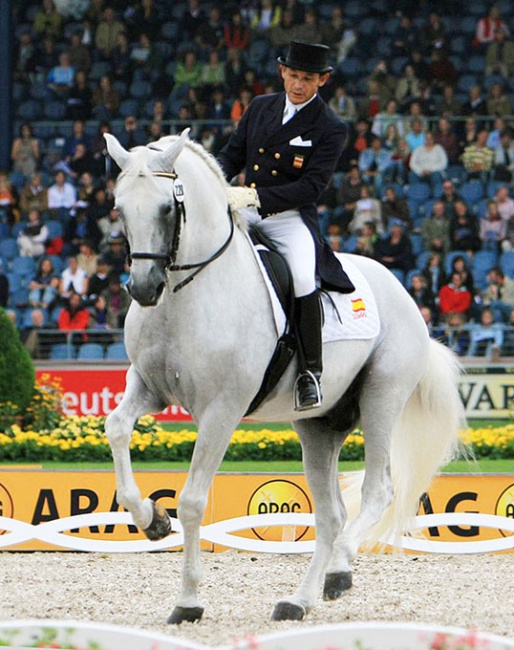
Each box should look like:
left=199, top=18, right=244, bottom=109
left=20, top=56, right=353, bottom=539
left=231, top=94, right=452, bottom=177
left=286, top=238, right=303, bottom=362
left=105, top=411, right=132, bottom=449
left=178, top=493, right=206, bottom=527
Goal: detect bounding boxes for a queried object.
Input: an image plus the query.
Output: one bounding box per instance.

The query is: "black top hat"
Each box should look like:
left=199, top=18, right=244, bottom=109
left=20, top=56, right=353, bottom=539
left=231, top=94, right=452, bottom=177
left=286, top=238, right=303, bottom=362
left=277, top=40, right=333, bottom=74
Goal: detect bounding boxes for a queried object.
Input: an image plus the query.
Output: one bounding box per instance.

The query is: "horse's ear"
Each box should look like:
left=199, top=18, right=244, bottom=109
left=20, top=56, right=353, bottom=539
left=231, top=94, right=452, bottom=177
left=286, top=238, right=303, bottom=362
left=150, top=128, right=190, bottom=172
left=104, top=133, right=130, bottom=170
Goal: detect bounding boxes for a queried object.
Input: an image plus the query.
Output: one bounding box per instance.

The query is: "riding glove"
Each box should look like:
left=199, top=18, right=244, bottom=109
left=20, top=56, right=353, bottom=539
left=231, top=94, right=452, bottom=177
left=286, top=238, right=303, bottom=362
left=226, top=187, right=261, bottom=215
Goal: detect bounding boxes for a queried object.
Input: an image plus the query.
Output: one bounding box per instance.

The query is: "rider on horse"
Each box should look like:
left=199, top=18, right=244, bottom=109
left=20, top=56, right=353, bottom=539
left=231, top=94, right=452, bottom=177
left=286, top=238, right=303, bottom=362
left=218, top=40, right=355, bottom=411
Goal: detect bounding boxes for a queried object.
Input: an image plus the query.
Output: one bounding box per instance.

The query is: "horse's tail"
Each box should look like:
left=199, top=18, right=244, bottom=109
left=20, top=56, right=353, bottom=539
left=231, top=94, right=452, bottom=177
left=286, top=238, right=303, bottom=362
left=368, top=338, right=466, bottom=546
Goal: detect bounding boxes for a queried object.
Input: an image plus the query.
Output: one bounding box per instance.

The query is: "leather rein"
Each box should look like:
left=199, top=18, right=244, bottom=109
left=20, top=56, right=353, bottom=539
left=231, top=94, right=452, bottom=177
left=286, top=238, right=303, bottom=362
left=128, top=171, right=235, bottom=294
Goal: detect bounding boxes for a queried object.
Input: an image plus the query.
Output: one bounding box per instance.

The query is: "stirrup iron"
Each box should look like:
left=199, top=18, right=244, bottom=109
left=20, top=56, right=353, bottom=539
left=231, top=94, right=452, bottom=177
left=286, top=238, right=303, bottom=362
left=293, top=370, right=322, bottom=411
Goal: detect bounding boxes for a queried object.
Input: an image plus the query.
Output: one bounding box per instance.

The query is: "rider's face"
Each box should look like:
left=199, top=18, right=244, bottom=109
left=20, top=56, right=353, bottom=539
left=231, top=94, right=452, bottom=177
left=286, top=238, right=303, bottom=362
left=280, top=65, right=329, bottom=105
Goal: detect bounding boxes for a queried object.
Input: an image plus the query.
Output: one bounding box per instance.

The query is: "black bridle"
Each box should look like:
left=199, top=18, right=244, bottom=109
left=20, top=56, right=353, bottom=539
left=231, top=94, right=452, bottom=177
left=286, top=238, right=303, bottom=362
left=128, top=171, right=235, bottom=294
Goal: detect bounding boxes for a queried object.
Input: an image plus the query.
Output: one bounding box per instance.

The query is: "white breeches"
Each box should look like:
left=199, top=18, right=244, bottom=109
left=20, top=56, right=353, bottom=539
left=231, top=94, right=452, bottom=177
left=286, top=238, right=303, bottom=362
left=244, top=208, right=316, bottom=297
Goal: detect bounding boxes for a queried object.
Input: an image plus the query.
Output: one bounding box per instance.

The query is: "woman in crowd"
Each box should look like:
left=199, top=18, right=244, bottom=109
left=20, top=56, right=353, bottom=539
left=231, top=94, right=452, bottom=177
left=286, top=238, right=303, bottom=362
left=10, top=123, right=40, bottom=181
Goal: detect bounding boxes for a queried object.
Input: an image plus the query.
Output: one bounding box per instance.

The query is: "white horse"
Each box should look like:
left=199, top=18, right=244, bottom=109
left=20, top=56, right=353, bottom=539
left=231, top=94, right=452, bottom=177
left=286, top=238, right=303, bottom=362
left=104, top=131, right=465, bottom=624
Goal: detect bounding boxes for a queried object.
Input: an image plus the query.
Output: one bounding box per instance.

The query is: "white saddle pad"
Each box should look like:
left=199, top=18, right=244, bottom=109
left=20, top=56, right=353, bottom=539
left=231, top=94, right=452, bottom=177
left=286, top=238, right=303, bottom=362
left=249, top=237, right=380, bottom=343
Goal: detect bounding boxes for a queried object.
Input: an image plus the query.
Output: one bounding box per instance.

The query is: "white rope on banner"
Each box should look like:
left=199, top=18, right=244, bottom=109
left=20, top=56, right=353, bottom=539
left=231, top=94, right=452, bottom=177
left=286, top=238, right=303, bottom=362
left=0, top=512, right=513, bottom=554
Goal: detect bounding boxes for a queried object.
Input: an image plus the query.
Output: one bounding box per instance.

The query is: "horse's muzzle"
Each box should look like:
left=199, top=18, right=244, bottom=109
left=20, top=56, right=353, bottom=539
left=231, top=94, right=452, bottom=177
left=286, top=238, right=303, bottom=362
left=126, top=268, right=166, bottom=307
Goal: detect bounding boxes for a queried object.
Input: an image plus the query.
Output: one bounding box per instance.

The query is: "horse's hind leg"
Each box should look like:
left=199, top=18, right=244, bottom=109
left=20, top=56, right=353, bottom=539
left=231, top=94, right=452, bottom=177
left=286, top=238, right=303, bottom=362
left=105, top=366, right=168, bottom=533
left=324, top=375, right=417, bottom=593
left=271, top=419, right=346, bottom=621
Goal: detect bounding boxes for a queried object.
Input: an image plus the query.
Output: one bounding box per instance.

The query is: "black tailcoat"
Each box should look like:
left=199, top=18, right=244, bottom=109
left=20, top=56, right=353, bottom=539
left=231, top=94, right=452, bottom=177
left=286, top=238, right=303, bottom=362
left=218, top=92, right=355, bottom=293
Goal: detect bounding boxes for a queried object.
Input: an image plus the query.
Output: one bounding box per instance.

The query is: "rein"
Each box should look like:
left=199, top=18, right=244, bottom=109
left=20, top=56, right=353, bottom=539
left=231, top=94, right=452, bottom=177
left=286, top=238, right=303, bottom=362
left=128, top=171, right=235, bottom=294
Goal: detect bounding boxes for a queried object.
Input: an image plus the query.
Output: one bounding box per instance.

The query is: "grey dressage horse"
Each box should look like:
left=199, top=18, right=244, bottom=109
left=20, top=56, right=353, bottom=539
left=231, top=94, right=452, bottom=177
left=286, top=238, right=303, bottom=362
left=104, top=131, right=465, bottom=624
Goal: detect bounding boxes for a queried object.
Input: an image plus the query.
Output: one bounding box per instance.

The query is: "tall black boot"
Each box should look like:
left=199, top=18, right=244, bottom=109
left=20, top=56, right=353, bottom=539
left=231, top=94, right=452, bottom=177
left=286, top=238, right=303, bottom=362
left=293, top=290, right=323, bottom=411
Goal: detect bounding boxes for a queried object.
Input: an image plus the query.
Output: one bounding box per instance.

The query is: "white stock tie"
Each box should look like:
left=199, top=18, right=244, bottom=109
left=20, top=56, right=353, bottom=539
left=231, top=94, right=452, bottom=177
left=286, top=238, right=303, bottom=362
left=282, top=105, right=297, bottom=124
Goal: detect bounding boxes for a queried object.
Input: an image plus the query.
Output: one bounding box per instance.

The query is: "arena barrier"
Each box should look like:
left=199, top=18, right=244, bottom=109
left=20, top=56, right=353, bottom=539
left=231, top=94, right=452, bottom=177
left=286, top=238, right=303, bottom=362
left=0, top=472, right=513, bottom=554
left=35, top=364, right=514, bottom=419
left=0, top=620, right=513, bottom=650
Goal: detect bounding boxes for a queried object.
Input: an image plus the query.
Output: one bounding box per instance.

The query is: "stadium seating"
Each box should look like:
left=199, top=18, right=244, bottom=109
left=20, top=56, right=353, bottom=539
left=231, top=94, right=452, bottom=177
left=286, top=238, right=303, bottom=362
left=106, top=341, right=128, bottom=361
left=76, top=343, right=105, bottom=360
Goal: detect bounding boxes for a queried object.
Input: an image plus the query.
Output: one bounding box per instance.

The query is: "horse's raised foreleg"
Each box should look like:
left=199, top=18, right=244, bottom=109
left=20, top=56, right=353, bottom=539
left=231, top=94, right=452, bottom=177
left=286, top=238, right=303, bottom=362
left=168, top=408, right=239, bottom=625
left=271, top=420, right=346, bottom=621
left=105, top=366, right=168, bottom=533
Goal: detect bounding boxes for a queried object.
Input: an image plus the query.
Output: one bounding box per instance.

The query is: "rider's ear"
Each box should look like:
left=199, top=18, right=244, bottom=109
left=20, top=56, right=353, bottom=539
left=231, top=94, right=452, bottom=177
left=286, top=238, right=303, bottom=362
left=104, top=133, right=130, bottom=170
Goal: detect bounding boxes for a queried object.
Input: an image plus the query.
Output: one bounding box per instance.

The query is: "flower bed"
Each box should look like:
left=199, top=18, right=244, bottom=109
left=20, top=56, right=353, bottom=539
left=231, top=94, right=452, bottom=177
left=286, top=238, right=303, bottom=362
left=0, top=415, right=513, bottom=462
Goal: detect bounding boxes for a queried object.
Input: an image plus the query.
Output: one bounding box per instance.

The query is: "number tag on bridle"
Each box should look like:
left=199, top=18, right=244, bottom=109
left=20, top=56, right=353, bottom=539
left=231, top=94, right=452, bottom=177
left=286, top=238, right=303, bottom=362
left=173, top=179, right=185, bottom=203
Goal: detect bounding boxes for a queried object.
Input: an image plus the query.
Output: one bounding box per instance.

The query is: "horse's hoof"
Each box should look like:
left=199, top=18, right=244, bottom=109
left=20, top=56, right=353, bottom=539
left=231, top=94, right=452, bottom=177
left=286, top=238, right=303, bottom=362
left=143, top=501, right=171, bottom=541
left=271, top=601, right=306, bottom=621
left=323, top=571, right=353, bottom=600
left=167, top=606, right=204, bottom=625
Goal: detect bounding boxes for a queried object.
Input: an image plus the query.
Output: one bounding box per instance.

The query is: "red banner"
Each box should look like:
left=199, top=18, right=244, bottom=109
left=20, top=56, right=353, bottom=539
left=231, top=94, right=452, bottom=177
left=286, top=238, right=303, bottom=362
left=35, top=368, right=192, bottom=421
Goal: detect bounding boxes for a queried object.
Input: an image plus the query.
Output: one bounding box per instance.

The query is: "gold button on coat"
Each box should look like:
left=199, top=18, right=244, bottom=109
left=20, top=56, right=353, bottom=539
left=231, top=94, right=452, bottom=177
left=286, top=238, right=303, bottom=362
left=250, top=182, right=256, bottom=188
left=271, top=170, right=278, bottom=176
left=274, top=152, right=281, bottom=159
left=253, top=164, right=259, bottom=171
left=258, top=148, right=265, bottom=154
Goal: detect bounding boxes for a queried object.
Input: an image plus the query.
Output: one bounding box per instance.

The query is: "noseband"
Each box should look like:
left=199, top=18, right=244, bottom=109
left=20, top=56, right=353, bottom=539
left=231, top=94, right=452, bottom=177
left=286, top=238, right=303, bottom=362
left=128, top=171, right=235, bottom=293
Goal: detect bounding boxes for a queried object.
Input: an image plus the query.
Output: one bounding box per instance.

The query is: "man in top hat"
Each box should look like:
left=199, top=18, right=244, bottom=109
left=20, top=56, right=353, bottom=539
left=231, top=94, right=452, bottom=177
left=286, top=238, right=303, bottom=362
left=218, top=39, right=354, bottom=412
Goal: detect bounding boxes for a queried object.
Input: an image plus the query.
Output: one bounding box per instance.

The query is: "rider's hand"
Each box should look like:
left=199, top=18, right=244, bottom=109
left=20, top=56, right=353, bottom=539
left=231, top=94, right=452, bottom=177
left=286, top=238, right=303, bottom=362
left=226, top=187, right=261, bottom=214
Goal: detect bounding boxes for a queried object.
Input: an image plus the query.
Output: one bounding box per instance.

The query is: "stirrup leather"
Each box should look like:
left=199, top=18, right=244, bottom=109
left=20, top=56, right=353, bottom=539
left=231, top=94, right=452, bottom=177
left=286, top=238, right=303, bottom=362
left=293, top=370, right=322, bottom=411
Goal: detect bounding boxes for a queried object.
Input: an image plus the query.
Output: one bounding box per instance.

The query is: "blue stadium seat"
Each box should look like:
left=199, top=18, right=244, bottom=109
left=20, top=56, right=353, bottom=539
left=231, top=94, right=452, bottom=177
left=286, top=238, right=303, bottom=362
left=119, top=99, right=141, bottom=118
left=106, top=341, right=129, bottom=361
left=405, top=183, right=431, bottom=203
left=6, top=272, right=21, bottom=293
left=29, top=81, right=47, bottom=101
left=472, top=250, right=498, bottom=290
left=483, top=74, right=506, bottom=91
left=475, top=198, right=489, bottom=218
left=466, top=55, right=485, bottom=75
left=449, top=35, right=466, bottom=54
left=409, top=234, right=423, bottom=257
left=43, top=101, right=66, bottom=120
left=390, top=56, right=409, bottom=76
left=88, top=61, right=111, bottom=81
left=500, top=251, right=514, bottom=277
left=11, top=256, right=36, bottom=278
left=486, top=180, right=506, bottom=198
left=50, top=343, right=73, bottom=360
left=383, top=17, right=400, bottom=35
left=0, top=222, right=10, bottom=239
left=0, top=239, right=19, bottom=264
left=45, top=220, right=63, bottom=240
left=416, top=251, right=432, bottom=271
left=338, top=57, right=363, bottom=79
left=460, top=180, right=485, bottom=206
left=458, top=16, right=479, bottom=35
left=9, top=286, right=29, bottom=307
left=457, top=74, right=479, bottom=93
left=446, top=165, right=467, bottom=187
left=77, top=343, right=105, bottom=360
left=16, top=99, right=43, bottom=121
left=129, top=79, right=152, bottom=99
left=359, top=17, right=379, bottom=37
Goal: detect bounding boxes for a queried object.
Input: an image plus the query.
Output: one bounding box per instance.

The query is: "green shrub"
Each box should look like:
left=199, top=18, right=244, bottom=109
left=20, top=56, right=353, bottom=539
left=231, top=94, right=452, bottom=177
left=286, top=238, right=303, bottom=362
left=0, top=309, right=35, bottom=425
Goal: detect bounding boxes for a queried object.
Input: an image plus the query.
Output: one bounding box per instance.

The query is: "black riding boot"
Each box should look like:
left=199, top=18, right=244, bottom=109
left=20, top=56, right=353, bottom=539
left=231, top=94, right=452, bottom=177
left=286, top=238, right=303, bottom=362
left=294, top=290, right=323, bottom=411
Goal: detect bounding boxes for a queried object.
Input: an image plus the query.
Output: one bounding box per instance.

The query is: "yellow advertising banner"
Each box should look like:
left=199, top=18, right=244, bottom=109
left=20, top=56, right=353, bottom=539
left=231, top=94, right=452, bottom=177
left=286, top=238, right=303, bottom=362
left=459, top=366, right=514, bottom=418
left=0, top=470, right=513, bottom=554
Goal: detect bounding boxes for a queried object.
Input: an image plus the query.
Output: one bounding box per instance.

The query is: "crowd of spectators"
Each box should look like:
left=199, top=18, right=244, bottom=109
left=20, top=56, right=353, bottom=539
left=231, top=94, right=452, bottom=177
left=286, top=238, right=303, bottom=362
left=2, top=0, right=514, bottom=358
